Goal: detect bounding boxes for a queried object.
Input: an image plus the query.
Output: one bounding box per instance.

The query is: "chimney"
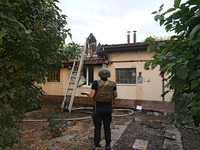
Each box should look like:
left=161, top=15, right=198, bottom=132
left=133, top=31, right=137, bottom=44
left=86, top=38, right=89, bottom=54
left=127, top=31, right=130, bottom=44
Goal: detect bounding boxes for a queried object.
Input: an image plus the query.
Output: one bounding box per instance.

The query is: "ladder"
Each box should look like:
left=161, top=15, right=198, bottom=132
left=61, top=44, right=86, bottom=112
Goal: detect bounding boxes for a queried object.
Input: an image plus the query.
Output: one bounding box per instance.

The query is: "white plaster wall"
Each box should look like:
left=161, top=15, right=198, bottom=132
left=107, top=51, right=173, bottom=101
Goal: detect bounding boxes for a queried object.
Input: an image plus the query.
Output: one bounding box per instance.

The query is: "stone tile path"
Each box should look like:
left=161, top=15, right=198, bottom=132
left=132, top=139, right=148, bottom=150
left=163, top=124, right=183, bottom=150
left=100, top=118, right=132, bottom=149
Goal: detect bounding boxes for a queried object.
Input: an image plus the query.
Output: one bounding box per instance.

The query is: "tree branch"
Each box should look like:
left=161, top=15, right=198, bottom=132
left=32, top=37, right=46, bottom=41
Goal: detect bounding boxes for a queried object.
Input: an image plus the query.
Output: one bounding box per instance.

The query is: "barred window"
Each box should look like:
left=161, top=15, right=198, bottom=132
left=47, top=69, right=60, bottom=82
left=116, top=68, right=136, bottom=84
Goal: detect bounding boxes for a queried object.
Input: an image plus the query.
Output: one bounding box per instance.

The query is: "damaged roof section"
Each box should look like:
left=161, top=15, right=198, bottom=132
left=96, top=40, right=172, bottom=56
left=63, top=31, right=173, bottom=67
left=63, top=33, right=106, bottom=67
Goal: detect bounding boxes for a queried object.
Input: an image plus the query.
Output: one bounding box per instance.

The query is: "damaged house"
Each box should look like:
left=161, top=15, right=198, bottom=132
left=37, top=32, right=174, bottom=112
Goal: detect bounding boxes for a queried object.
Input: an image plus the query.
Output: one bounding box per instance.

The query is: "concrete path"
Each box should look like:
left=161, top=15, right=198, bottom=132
left=100, top=118, right=132, bottom=149
left=163, top=123, right=183, bottom=150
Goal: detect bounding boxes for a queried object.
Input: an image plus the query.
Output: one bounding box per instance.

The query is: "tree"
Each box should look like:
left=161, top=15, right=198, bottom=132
left=0, top=0, right=79, bottom=149
left=144, top=0, right=200, bottom=132
left=152, top=35, right=171, bottom=41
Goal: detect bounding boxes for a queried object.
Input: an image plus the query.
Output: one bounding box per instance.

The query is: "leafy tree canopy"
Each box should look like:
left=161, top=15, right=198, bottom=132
left=144, top=0, right=200, bottom=132
left=0, top=0, right=79, bottom=149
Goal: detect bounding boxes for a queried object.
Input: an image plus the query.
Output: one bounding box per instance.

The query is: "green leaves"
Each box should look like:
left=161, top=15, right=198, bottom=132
left=171, top=78, right=187, bottom=90
left=144, top=60, right=152, bottom=70
left=0, top=91, right=8, bottom=99
left=176, top=65, right=189, bottom=80
left=0, top=0, right=79, bottom=149
left=158, top=42, right=167, bottom=47
left=167, top=8, right=176, bottom=13
left=0, top=11, right=17, bottom=22
left=154, top=15, right=161, bottom=21
left=174, top=0, right=181, bottom=8
left=191, top=80, right=199, bottom=90
left=187, top=101, right=198, bottom=108
left=189, top=24, right=200, bottom=39
left=152, top=11, right=157, bottom=14
left=188, top=101, right=200, bottom=127
left=2, top=0, right=8, bottom=4
left=165, top=24, right=172, bottom=32
left=143, top=36, right=155, bottom=43
left=193, top=116, right=200, bottom=127
left=145, top=0, right=200, bottom=130
left=0, top=31, right=7, bottom=38
left=147, top=44, right=155, bottom=53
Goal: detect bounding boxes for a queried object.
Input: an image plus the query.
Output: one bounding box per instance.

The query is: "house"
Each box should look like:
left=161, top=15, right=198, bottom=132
left=37, top=32, right=174, bottom=112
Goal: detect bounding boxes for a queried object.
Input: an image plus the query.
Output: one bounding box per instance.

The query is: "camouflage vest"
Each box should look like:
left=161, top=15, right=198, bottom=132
left=94, top=80, right=115, bottom=102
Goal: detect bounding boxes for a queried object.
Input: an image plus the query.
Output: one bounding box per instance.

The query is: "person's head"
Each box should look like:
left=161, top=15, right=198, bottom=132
left=98, top=68, right=111, bottom=79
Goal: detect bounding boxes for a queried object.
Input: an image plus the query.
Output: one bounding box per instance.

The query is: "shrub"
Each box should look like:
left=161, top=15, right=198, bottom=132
left=46, top=112, right=67, bottom=138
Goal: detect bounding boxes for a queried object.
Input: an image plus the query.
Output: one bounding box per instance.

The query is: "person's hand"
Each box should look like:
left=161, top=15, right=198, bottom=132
left=86, top=92, right=90, bottom=96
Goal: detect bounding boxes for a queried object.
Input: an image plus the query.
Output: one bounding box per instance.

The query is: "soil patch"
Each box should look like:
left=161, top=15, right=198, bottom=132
left=5, top=101, right=200, bottom=150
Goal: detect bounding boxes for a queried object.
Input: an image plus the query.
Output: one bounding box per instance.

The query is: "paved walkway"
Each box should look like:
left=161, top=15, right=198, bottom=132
left=100, top=117, right=132, bottom=149
left=163, top=123, right=183, bottom=150
left=47, top=113, right=183, bottom=150
left=100, top=117, right=183, bottom=150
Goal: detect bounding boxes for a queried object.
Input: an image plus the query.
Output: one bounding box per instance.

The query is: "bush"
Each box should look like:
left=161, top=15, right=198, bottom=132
left=46, top=112, right=67, bottom=138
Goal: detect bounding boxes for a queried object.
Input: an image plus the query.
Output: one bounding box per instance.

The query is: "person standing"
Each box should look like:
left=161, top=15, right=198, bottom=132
left=87, top=68, right=117, bottom=150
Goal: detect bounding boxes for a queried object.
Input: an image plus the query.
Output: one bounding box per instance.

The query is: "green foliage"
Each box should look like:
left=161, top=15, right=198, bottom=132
left=152, top=35, right=171, bottom=41
left=144, top=0, right=200, bottom=131
left=46, top=112, right=67, bottom=138
left=0, top=0, right=79, bottom=149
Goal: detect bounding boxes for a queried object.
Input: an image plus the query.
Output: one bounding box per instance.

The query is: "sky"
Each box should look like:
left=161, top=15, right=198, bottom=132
left=56, top=0, right=185, bottom=45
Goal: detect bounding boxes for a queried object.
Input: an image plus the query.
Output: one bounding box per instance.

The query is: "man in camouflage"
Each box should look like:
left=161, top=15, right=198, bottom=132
left=87, top=68, right=117, bottom=150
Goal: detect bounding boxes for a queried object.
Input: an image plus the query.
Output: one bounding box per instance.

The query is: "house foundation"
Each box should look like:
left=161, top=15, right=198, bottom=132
left=41, top=95, right=174, bottom=112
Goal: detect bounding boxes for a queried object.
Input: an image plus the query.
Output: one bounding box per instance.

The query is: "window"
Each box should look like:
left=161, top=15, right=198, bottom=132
left=82, top=66, right=94, bottom=86
left=47, top=69, right=60, bottom=82
left=116, top=68, right=136, bottom=84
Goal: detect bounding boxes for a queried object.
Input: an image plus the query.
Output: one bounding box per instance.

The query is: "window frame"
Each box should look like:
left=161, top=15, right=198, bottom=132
left=47, top=68, right=60, bottom=83
left=81, top=66, right=94, bottom=87
left=115, top=68, right=136, bottom=85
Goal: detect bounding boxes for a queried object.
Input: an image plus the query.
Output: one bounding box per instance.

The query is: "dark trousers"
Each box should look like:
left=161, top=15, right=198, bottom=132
left=93, top=110, right=112, bottom=147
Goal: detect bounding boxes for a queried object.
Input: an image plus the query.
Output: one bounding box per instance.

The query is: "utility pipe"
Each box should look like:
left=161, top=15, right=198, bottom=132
left=19, top=108, right=134, bottom=122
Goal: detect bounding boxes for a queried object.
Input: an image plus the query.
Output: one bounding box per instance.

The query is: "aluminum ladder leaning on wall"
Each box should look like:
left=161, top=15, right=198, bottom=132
left=61, top=44, right=86, bottom=113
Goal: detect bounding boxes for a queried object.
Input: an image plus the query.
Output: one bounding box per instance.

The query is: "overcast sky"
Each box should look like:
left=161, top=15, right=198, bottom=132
left=57, top=0, right=185, bottom=45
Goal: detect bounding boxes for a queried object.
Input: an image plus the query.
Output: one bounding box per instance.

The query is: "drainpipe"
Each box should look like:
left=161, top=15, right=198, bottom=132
left=138, top=51, right=140, bottom=74
left=162, top=75, right=165, bottom=101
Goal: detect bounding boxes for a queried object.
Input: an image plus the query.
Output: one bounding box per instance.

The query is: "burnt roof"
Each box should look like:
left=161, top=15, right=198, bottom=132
left=62, top=56, right=105, bottom=67
left=97, top=40, right=172, bottom=54
left=95, top=43, right=102, bottom=54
